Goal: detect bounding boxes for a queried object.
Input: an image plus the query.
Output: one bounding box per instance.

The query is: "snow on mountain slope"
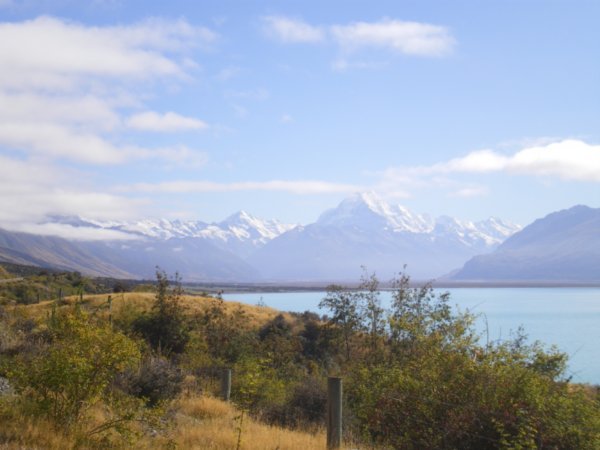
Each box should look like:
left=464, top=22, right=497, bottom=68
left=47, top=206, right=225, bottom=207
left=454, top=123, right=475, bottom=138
left=49, top=212, right=298, bottom=258
left=39, top=193, right=522, bottom=281
left=318, top=192, right=434, bottom=233
left=211, top=211, right=296, bottom=244
left=318, top=192, right=519, bottom=246
left=250, top=192, right=522, bottom=281
left=433, top=215, right=521, bottom=248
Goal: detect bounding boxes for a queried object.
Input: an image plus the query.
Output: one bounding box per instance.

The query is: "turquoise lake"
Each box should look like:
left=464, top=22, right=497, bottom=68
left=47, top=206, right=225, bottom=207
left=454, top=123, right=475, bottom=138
left=225, top=288, right=600, bottom=384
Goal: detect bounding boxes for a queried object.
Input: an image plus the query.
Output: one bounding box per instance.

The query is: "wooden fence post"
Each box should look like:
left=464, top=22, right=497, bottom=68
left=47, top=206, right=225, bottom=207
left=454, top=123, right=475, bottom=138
left=221, top=368, right=232, bottom=401
left=327, top=377, right=343, bottom=449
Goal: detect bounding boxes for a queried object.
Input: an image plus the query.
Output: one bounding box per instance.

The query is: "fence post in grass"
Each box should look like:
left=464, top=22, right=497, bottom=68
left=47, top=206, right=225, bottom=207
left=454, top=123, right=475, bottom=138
left=221, top=368, right=232, bottom=401
left=327, top=377, right=343, bottom=449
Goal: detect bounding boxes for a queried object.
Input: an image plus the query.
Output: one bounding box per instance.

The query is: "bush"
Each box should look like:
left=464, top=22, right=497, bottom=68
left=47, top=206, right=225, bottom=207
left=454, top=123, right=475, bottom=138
left=4, top=309, right=140, bottom=427
left=115, top=356, right=183, bottom=407
left=342, top=271, right=600, bottom=449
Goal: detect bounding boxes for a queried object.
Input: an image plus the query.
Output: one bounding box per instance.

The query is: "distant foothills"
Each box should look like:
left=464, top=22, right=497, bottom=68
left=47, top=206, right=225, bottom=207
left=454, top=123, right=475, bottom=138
left=0, top=193, right=598, bottom=284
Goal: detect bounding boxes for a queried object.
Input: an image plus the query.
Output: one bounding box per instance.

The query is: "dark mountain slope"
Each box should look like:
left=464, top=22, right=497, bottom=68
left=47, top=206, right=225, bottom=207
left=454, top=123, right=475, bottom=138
left=452, top=205, right=600, bottom=282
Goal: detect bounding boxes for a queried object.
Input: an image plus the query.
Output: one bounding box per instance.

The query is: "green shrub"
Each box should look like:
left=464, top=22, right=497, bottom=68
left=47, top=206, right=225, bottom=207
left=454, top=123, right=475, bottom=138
left=4, top=309, right=140, bottom=427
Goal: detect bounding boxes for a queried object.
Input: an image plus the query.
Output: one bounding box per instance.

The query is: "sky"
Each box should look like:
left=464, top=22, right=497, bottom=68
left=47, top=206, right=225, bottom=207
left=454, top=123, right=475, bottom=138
left=0, top=0, right=598, bottom=238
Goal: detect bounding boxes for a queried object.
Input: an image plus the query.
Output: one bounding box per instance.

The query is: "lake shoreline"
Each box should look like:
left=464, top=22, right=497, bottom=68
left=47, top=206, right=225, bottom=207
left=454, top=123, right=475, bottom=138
left=183, top=280, right=600, bottom=294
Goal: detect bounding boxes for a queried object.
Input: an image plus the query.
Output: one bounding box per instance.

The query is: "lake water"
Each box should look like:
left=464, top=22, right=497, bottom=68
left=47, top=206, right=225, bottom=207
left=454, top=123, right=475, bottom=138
left=225, top=288, right=600, bottom=384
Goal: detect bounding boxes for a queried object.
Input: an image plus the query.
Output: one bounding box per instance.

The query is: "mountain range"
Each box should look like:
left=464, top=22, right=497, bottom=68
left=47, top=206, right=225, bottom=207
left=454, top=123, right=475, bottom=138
left=0, top=192, right=525, bottom=282
left=248, top=193, right=519, bottom=280
left=451, top=205, right=600, bottom=282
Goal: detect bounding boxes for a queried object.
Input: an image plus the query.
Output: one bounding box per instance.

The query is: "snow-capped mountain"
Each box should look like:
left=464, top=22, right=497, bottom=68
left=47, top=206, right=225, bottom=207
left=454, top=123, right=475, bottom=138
left=2, top=193, right=523, bottom=281
left=51, top=212, right=297, bottom=258
left=432, top=215, right=520, bottom=247
left=199, top=211, right=297, bottom=257
left=318, top=192, right=434, bottom=233
left=318, top=192, right=519, bottom=247
left=249, top=192, right=521, bottom=281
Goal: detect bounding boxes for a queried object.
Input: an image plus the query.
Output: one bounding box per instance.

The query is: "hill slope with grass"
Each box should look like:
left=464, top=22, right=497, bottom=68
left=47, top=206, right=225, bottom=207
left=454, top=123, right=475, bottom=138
left=1, top=272, right=600, bottom=449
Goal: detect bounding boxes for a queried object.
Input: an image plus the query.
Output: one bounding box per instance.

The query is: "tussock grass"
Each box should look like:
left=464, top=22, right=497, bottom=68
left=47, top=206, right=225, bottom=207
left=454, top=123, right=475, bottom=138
left=170, top=394, right=328, bottom=450
left=0, top=405, right=77, bottom=449
left=17, top=292, right=294, bottom=329
left=0, top=393, right=330, bottom=450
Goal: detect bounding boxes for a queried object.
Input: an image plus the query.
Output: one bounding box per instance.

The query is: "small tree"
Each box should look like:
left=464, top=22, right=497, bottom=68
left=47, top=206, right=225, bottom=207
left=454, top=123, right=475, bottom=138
left=356, top=268, right=385, bottom=355
left=319, top=284, right=362, bottom=362
left=133, top=269, right=190, bottom=355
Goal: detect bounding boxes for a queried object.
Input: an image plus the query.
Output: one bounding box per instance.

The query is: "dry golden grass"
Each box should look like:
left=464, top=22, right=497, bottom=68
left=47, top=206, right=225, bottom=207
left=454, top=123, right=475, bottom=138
left=0, top=411, right=78, bottom=449
left=14, top=292, right=294, bottom=329
left=0, top=393, right=332, bottom=450
left=165, top=394, right=328, bottom=450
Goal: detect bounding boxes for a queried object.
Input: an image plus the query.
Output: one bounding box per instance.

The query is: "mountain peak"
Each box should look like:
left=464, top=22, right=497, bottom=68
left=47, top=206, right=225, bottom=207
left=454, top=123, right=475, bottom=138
left=318, top=192, right=434, bottom=233
left=221, top=210, right=255, bottom=226
left=341, top=191, right=396, bottom=217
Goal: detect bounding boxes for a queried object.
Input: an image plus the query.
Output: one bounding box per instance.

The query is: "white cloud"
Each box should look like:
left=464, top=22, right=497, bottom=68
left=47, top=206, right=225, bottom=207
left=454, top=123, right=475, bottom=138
left=434, top=140, right=600, bottom=182
left=0, top=122, right=127, bottom=164
left=0, top=16, right=217, bottom=166
left=0, top=121, right=209, bottom=165
left=280, top=113, right=293, bottom=123
left=262, top=15, right=324, bottom=43
left=331, top=19, right=455, bottom=56
left=440, top=149, right=508, bottom=173
left=0, top=16, right=215, bottom=91
left=126, top=111, right=208, bottom=132
left=147, top=146, right=209, bottom=168
left=261, top=15, right=455, bottom=62
left=505, top=140, right=600, bottom=181
left=0, top=155, right=145, bottom=230
left=15, top=223, right=139, bottom=241
left=120, top=179, right=363, bottom=195
left=0, top=92, right=120, bottom=131
left=377, top=139, right=600, bottom=200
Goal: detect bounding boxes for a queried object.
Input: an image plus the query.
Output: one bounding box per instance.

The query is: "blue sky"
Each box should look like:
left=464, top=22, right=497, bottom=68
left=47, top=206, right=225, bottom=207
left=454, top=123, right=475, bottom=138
left=0, top=0, right=598, bottom=237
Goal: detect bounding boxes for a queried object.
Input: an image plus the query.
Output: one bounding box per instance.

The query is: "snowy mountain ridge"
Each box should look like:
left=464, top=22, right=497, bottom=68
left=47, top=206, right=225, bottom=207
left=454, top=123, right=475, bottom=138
left=318, top=192, right=520, bottom=247
left=51, top=212, right=297, bottom=245
left=32, top=193, right=522, bottom=281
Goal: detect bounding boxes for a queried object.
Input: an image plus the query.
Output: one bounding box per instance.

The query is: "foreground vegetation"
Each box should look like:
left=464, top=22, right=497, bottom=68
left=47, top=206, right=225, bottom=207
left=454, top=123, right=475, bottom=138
left=1, top=266, right=599, bottom=449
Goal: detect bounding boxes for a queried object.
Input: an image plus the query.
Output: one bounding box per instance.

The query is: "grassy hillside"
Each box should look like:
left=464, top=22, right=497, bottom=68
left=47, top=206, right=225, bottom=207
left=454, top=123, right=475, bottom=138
left=0, top=263, right=151, bottom=305
left=0, top=289, right=328, bottom=449
left=20, top=292, right=297, bottom=334
left=2, top=270, right=600, bottom=449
